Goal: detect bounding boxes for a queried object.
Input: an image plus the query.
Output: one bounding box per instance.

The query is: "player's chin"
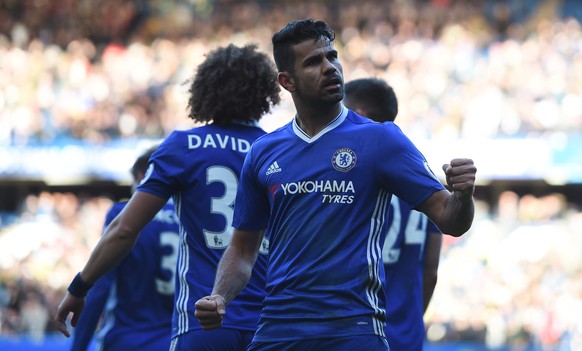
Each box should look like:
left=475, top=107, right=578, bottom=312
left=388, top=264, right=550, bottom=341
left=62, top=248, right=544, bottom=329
left=322, top=91, right=343, bottom=104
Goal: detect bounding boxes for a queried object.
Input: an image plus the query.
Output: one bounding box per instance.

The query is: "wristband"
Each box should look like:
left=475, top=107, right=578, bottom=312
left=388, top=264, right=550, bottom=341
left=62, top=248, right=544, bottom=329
left=67, top=272, right=93, bottom=297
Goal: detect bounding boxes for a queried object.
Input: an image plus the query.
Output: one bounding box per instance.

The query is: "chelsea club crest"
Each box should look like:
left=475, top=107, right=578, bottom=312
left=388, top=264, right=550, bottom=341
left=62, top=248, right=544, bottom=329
left=332, top=148, right=357, bottom=172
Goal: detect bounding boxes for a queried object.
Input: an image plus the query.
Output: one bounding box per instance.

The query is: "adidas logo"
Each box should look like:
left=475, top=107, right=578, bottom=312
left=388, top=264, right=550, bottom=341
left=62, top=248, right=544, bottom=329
left=266, top=161, right=282, bottom=175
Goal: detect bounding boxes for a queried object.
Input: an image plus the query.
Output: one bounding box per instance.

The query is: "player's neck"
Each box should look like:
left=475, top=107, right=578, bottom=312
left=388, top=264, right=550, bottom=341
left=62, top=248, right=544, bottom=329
left=294, top=102, right=342, bottom=137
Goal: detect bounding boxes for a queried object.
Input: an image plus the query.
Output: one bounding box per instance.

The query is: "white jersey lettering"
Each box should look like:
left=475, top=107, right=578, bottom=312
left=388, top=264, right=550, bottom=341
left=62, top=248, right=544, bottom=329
left=188, top=134, right=251, bottom=152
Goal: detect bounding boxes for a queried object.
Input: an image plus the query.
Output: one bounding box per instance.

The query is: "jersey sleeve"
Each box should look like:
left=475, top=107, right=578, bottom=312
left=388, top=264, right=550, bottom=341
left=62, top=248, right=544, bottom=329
left=70, top=203, right=123, bottom=351
left=377, top=123, right=445, bottom=208
left=137, top=132, right=184, bottom=199
left=232, top=145, right=269, bottom=230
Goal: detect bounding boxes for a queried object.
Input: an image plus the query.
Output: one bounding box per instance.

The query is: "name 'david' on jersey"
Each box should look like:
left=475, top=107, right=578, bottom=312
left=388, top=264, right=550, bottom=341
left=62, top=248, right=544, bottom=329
left=188, top=134, right=252, bottom=152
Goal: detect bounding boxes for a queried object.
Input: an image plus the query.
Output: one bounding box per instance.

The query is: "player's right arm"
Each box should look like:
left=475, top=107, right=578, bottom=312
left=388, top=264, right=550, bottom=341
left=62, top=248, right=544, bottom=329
left=55, top=191, right=167, bottom=337
left=194, top=228, right=264, bottom=330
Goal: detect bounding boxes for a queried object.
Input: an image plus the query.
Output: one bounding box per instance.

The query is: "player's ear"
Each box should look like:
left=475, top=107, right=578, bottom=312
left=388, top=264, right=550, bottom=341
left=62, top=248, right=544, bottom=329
left=278, top=72, right=295, bottom=93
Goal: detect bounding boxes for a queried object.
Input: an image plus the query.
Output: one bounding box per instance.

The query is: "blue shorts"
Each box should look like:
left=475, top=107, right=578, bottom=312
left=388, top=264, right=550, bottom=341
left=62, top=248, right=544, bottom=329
left=247, top=335, right=390, bottom=351
left=170, top=328, right=255, bottom=351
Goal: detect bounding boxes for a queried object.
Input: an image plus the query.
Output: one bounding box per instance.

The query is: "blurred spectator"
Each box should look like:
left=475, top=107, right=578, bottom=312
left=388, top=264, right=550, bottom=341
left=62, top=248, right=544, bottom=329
left=1, top=0, right=582, bottom=146
left=19, top=287, right=49, bottom=342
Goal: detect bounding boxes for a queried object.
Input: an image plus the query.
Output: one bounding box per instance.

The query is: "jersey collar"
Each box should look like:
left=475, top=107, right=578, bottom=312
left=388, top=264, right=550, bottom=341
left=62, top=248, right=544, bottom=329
left=292, top=105, right=348, bottom=143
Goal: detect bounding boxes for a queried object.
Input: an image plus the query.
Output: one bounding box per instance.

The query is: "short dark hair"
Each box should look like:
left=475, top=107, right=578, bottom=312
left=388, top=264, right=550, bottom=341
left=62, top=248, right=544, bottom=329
left=186, top=44, right=280, bottom=125
left=130, top=144, right=158, bottom=181
left=272, top=18, right=335, bottom=72
left=343, top=78, right=398, bottom=122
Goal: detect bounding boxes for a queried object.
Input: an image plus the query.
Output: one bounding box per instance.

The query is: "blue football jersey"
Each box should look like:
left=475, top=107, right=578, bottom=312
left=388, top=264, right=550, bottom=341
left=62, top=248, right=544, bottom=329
left=233, top=106, right=445, bottom=342
left=71, top=200, right=179, bottom=351
left=137, top=122, right=269, bottom=340
left=383, top=196, right=441, bottom=351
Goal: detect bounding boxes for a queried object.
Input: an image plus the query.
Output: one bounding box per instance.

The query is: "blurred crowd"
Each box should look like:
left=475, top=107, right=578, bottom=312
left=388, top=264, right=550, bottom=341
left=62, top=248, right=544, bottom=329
left=0, top=192, right=113, bottom=341
left=1, top=190, right=581, bottom=349
left=427, top=192, right=582, bottom=350
left=1, top=0, right=582, bottom=146
left=1, top=0, right=582, bottom=349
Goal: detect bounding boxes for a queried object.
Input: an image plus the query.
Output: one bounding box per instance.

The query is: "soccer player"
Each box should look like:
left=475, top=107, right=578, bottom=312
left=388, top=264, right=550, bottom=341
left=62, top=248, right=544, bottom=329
left=195, top=18, right=475, bottom=351
left=344, top=78, right=442, bottom=351
left=70, top=144, right=179, bottom=351
left=55, top=44, right=281, bottom=351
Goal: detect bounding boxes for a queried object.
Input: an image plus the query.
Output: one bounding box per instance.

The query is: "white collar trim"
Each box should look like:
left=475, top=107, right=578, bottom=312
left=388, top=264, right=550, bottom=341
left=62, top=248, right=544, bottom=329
left=292, top=105, right=348, bottom=143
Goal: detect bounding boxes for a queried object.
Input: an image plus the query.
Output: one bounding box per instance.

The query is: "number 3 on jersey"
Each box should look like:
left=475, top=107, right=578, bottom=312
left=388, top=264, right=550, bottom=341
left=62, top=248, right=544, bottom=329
left=203, top=165, right=268, bottom=254
left=156, top=230, right=180, bottom=295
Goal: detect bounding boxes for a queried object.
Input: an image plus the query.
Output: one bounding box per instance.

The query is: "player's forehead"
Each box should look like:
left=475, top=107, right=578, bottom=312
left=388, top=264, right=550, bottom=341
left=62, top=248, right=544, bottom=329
left=292, top=37, right=335, bottom=62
